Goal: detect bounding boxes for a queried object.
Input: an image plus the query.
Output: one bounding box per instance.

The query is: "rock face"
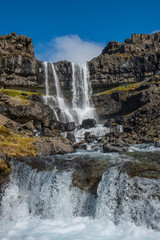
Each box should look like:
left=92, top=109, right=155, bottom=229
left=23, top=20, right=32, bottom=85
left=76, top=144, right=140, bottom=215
left=92, top=75, right=160, bottom=144
left=0, top=32, right=160, bottom=146
left=0, top=32, right=45, bottom=90
left=0, top=89, right=75, bottom=160
left=89, top=33, right=160, bottom=87
left=1, top=32, right=160, bottom=92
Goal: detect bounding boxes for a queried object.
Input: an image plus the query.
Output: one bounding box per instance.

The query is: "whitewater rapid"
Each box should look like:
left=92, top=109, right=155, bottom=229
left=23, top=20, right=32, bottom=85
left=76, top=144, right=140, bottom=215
left=0, top=150, right=160, bottom=240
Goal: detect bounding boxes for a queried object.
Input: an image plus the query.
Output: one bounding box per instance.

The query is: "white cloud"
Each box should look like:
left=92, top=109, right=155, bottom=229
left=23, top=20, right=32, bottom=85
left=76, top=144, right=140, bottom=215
left=35, top=35, right=104, bottom=63
left=151, top=29, right=160, bottom=34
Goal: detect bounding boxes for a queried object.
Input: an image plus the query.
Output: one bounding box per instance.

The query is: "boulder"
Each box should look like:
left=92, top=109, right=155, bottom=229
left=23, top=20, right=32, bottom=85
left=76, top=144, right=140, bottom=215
left=104, top=119, right=113, bottom=128
left=103, top=144, right=123, bottom=153
left=154, top=139, right=160, bottom=147
left=22, top=120, right=35, bottom=132
left=73, top=140, right=87, bottom=150
left=85, top=132, right=97, bottom=143
left=65, top=122, right=75, bottom=131
left=42, top=127, right=57, bottom=137
left=81, top=119, right=97, bottom=129
left=34, top=137, right=74, bottom=156
left=66, top=133, right=75, bottom=143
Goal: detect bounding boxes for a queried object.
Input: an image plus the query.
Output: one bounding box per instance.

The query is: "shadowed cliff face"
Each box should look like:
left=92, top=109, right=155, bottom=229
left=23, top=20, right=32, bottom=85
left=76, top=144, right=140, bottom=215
left=0, top=32, right=160, bottom=145
left=1, top=32, right=160, bottom=92
left=89, top=33, right=160, bottom=87
left=0, top=32, right=43, bottom=90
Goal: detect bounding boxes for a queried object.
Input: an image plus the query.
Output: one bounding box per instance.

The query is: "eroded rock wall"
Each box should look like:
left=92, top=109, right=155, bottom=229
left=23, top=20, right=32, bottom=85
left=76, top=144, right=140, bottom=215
left=0, top=32, right=44, bottom=90
left=89, top=33, right=160, bottom=87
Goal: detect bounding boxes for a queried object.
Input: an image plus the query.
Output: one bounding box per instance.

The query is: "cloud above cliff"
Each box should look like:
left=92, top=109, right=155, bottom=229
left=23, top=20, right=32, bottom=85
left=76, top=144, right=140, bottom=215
left=151, top=29, right=160, bottom=34
left=35, top=35, right=104, bottom=63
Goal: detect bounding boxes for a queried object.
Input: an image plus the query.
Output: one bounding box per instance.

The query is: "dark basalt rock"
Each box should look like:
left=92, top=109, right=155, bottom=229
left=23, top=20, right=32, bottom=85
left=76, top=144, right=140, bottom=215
left=89, top=33, right=160, bottom=86
left=81, top=119, right=97, bottom=129
left=103, top=144, right=124, bottom=153
left=84, top=132, right=97, bottom=143
left=66, top=132, right=75, bottom=143
left=65, top=122, right=75, bottom=131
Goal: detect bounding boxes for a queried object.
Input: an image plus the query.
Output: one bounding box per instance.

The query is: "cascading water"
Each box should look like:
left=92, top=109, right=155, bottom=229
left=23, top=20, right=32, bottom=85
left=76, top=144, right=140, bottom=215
left=71, top=62, right=97, bottom=124
left=50, top=63, right=73, bottom=123
left=43, top=61, right=59, bottom=121
left=43, top=61, right=96, bottom=125
left=43, top=62, right=73, bottom=123
left=0, top=152, right=160, bottom=240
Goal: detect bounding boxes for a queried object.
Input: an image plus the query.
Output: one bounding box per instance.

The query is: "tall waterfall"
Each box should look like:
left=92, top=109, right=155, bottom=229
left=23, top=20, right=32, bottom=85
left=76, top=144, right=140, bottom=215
left=71, top=62, right=97, bottom=124
left=43, top=61, right=96, bottom=125
left=43, top=62, right=73, bottom=123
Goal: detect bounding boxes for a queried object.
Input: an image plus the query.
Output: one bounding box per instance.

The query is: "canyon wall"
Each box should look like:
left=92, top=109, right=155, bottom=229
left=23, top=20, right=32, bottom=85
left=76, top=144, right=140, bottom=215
left=1, top=32, right=160, bottom=92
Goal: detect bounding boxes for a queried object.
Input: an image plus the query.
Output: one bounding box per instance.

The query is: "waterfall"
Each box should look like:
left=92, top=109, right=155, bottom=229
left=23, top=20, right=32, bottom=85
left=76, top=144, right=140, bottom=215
left=71, top=62, right=97, bottom=124
left=43, top=62, right=59, bottom=121
left=50, top=63, right=73, bottom=123
left=43, top=62, right=73, bottom=123
left=43, top=61, right=96, bottom=125
left=0, top=153, right=160, bottom=240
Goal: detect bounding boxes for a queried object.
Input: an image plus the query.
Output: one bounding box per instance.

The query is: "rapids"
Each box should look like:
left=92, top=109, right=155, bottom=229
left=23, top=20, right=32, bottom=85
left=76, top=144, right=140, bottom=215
left=0, top=149, right=160, bottom=240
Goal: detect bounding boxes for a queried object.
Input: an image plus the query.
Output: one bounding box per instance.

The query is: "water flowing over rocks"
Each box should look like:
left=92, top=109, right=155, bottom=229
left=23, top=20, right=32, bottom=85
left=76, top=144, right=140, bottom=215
left=0, top=32, right=160, bottom=238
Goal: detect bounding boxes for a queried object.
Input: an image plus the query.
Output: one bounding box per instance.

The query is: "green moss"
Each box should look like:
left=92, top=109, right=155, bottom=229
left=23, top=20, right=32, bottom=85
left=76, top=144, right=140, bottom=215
left=94, top=82, right=140, bottom=96
left=113, top=52, right=133, bottom=58
left=0, top=125, right=37, bottom=157
left=0, top=159, right=11, bottom=175
left=0, top=89, right=43, bottom=104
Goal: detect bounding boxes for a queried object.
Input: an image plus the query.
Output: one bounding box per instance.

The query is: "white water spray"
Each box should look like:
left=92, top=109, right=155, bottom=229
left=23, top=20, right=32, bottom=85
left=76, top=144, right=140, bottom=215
left=71, top=62, right=96, bottom=124
left=43, top=61, right=96, bottom=125
left=0, top=154, right=160, bottom=240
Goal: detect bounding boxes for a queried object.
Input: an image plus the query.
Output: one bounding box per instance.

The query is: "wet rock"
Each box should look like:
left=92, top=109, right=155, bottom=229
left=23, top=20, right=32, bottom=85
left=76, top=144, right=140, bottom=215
left=81, top=119, right=97, bottom=129
left=73, top=140, right=87, bottom=150
left=114, top=116, right=123, bottom=125
left=34, top=137, right=74, bottom=156
left=154, top=139, right=160, bottom=147
left=65, top=122, right=75, bottom=131
left=51, top=121, right=66, bottom=132
left=104, top=119, right=113, bottom=128
left=72, top=157, right=109, bottom=195
left=103, top=144, right=123, bottom=153
left=85, top=132, right=97, bottom=143
left=66, top=133, right=75, bottom=143
left=0, top=151, right=11, bottom=199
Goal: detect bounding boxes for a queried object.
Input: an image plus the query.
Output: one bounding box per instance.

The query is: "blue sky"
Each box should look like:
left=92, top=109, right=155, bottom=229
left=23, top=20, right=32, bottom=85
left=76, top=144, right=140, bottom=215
left=0, top=0, right=160, bottom=62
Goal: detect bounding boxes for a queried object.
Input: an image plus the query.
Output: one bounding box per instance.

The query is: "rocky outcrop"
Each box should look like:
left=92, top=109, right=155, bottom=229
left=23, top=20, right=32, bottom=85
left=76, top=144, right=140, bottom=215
left=92, top=74, right=160, bottom=144
left=1, top=32, right=160, bottom=92
left=0, top=89, right=74, bottom=159
left=89, top=33, right=160, bottom=87
left=0, top=33, right=44, bottom=89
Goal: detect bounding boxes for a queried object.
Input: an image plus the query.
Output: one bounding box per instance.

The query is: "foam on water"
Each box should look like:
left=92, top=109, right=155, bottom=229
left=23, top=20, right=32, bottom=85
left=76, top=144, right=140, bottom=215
left=74, top=124, right=110, bottom=142
left=128, top=143, right=160, bottom=152
left=1, top=216, right=159, bottom=240
left=0, top=151, right=160, bottom=240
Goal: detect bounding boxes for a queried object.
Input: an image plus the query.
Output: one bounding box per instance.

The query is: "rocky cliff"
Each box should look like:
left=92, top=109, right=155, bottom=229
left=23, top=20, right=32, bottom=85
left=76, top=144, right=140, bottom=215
left=1, top=32, right=160, bottom=92
left=0, top=32, right=44, bottom=90
left=89, top=33, right=160, bottom=88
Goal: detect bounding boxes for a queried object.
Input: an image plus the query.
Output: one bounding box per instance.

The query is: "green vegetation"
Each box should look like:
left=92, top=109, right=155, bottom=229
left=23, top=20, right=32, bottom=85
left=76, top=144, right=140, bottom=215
left=0, top=89, right=43, bottom=105
left=94, top=82, right=140, bottom=96
left=0, top=126, right=37, bottom=157
left=0, top=159, right=11, bottom=175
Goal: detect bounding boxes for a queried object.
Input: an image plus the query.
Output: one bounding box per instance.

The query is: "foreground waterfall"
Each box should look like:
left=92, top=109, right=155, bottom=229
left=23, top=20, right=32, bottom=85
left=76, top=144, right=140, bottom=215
left=43, top=61, right=96, bottom=125
left=0, top=151, right=160, bottom=240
